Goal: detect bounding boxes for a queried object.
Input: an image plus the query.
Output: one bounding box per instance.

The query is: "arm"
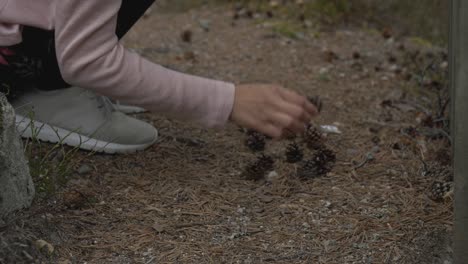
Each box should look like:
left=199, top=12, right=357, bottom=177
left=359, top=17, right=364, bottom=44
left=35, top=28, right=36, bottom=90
left=54, top=0, right=235, bottom=127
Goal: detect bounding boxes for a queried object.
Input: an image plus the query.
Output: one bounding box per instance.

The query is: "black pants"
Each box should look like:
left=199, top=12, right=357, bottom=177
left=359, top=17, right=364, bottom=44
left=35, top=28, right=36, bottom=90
left=0, top=0, right=155, bottom=101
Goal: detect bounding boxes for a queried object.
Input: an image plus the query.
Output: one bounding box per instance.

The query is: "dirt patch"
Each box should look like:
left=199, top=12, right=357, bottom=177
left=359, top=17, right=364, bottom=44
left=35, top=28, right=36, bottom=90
left=1, top=2, right=452, bottom=264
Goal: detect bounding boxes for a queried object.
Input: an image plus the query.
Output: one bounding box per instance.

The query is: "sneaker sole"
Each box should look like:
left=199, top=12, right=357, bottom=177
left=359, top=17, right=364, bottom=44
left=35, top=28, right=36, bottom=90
left=15, top=115, right=157, bottom=154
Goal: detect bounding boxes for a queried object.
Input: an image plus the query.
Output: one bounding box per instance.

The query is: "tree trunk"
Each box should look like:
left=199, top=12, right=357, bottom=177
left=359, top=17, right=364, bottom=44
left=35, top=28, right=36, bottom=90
left=0, top=93, right=35, bottom=218
left=450, top=1, right=468, bottom=263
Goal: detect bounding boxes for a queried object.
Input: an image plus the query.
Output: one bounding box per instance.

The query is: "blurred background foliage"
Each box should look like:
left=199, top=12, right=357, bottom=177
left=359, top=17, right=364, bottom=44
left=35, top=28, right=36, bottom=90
left=159, top=0, right=449, bottom=46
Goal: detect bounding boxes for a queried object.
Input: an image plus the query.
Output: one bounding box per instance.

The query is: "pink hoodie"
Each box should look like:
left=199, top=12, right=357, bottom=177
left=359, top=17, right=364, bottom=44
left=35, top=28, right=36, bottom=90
left=0, top=0, right=235, bottom=128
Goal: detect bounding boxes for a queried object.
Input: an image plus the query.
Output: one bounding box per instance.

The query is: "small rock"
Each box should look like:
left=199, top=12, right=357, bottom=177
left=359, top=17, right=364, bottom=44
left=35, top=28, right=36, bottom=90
left=237, top=206, right=246, bottom=214
left=34, top=239, right=54, bottom=255
left=440, top=61, right=448, bottom=69
left=270, top=0, right=279, bottom=7
left=77, top=164, right=92, bottom=175
left=318, top=67, right=329, bottom=75
left=303, top=20, right=313, bottom=28
left=260, top=196, right=274, bottom=203
left=389, top=64, right=399, bottom=72
left=371, top=146, right=380, bottom=154
left=322, top=200, right=332, bottom=208
left=266, top=171, right=279, bottom=182
left=253, top=12, right=262, bottom=19
left=199, top=19, right=211, bottom=32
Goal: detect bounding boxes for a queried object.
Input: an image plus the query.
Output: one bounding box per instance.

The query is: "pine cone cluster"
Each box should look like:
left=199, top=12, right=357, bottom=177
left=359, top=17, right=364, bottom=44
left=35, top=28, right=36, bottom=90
left=429, top=181, right=453, bottom=201
left=240, top=97, right=338, bottom=182
left=285, top=142, right=304, bottom=163
left=243, top=154, right=275, bottom=181
left=245, top=130, right=266, bottom=152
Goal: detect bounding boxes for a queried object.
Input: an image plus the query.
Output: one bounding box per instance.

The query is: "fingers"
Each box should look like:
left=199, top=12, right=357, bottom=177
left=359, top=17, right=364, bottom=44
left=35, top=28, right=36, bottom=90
left=269, top=112, right=305, bottom=134
left=275, top=100, right=311, bottom=124
left=240, top=114, right=283, bottom=139
left=271, top=88, right=316, bottom=127
left=230, top=83, right=320, bottom=140
left=258, top=86, right=319, bottom=139
left=277, top=88, right=318, bottom=117
left=261, top=123, right=282, bottom=139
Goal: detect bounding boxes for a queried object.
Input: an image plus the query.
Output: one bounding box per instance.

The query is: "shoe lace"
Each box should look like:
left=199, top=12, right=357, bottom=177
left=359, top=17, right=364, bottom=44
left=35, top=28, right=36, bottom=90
left=97, top=96, right=116, bottom=117
left=83, top=90, right=115, bottom=117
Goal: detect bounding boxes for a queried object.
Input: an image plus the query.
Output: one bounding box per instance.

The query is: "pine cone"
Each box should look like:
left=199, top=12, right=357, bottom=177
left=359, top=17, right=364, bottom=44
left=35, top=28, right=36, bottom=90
left=307, top=95, right=323, bottom=113
left=429, top=181, right=453, bottom=201
left=258, top=154, right=274, bottom=171
left=243, top=164, right=265, bottom=181
left=303, top=125, right=323, bottom=149
left=297, top=147, right=335, bottom=180
left=314, top=145, right=336, bottom=165
left=243, top=154, right=274, bottom=181
left=285, top=142, right=303, bottom=163
left=423, top=163, right=452, bottom=181
left=297, top=159, right=324, bottom=180
left=246, top=129, right=272, bottom=140
left=245, top=130, right=266, bottom=152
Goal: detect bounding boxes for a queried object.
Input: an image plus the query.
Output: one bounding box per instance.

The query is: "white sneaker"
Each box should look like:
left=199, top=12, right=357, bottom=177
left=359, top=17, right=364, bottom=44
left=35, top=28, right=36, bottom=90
left=11, top=87, right=158, bottom=154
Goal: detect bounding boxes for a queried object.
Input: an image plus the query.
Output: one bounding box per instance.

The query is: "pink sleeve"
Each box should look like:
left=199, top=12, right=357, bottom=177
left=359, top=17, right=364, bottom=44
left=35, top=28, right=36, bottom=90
left=54, top=0, right=235, bottom=128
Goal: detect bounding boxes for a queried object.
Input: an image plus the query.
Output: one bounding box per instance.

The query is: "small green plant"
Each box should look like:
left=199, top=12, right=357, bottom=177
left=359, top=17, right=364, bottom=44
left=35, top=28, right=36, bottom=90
left=272, top=22, right=303, bottom=39
left=317, top=72, right=331, bottom=82
left=409, top=37, right=434, bottom=48
left=306, top=0, right=352, bottom=24
left=20, top=111, right=89, bottom=197
left=26, top=143, right=80, bottom=196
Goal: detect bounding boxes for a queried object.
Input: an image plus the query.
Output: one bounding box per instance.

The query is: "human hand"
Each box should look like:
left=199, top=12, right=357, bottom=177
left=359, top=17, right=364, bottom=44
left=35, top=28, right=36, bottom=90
left=230, top=84, right=318, bottom=139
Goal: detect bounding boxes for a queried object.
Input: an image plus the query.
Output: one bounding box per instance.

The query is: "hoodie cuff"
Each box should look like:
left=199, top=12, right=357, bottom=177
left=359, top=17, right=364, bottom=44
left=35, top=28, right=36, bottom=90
left=203, top=80, right=235, bottom=128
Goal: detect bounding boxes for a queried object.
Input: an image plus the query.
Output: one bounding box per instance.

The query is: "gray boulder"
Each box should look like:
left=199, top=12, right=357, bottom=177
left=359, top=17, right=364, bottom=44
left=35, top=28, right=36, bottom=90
left=0, top=93, right=35, bottom=218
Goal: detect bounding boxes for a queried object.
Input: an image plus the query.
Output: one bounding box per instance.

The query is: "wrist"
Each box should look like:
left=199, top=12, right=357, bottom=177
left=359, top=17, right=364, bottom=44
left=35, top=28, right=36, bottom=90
left=229, top=84, right=239, bottom=122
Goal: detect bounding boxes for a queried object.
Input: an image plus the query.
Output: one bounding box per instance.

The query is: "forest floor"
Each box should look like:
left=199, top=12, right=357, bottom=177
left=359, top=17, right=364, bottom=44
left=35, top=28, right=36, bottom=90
left=0, top=1, right=453, bottom=264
